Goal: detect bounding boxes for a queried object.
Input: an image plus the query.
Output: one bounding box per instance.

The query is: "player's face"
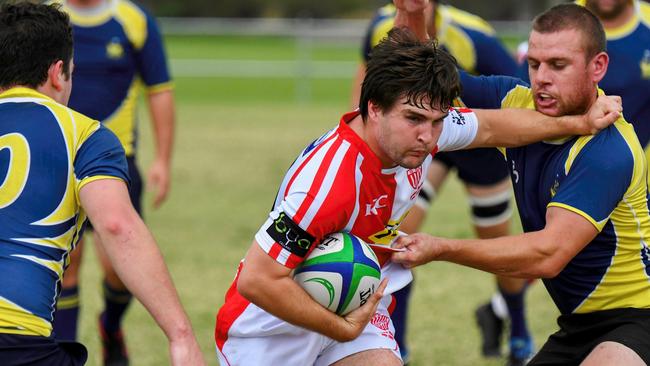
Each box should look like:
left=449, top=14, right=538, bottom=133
left=585, top=0, right=632, bottom=20
left=527, top=29, right=595, bottom=116
left=373, top=97, right=447, bottom=169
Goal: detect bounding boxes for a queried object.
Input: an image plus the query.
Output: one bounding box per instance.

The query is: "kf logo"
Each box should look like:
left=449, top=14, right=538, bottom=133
left=366, top=194, right=388, bottom=216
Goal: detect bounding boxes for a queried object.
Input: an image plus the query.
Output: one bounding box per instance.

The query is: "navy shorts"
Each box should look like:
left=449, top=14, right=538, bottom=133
left=529, top=308, right=650, bottom=366
left=433, top=148, right=508, bottom=186
left=0, top=333, right=87, bottom=366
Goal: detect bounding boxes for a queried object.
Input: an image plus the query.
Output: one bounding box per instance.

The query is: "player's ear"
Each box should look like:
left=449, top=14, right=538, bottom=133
left=367, top=100, right=383, bottom=120
left=590, top=51, right=609, bottom=84
left=48, top=60, right=66, bottom=91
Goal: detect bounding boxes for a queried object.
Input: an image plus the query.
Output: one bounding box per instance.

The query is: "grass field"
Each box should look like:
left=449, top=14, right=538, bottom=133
left=73, top=34, right=560, bottom=365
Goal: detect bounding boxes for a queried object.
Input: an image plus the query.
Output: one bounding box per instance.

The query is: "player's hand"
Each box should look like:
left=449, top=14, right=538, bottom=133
left=169, top=335, right=206, bottom=366
left=582, top=94, right=622, bottom=134
left=391, top=233, right=441, bottom=268
left=338, top=278, right=388, bottom=342
left=147, top=158, right=171, bottom=209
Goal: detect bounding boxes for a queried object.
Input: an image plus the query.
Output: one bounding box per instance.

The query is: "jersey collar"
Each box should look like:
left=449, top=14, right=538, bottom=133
left=0, top=87, right=54, bottom=102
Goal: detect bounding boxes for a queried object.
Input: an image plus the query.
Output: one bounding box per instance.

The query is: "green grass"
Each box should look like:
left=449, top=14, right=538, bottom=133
left=74, top=35, right=558, bottom=365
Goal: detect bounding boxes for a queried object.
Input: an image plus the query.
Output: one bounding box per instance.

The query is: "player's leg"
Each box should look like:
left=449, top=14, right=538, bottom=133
left=329, top=349, right=402, bottom=366
left=580, top=342, right=646, bottom=366
left=53, top=239, right=85, bottom=341
left=391, top=158, right=450, bottom=364
left=94, top=156, right=142, bottom=366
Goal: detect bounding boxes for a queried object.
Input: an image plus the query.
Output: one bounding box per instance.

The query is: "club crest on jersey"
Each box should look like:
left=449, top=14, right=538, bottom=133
left=407, top=167, right=422, bottom=189
left=106, top=38, right=124, bottom=59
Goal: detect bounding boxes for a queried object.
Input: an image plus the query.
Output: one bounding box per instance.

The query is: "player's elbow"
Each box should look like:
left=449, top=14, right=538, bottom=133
left=91, top=208, right=140, bottom=241
left=527, top=241, right=566, bottom=278
left=237, top=265, right=265, bottom=303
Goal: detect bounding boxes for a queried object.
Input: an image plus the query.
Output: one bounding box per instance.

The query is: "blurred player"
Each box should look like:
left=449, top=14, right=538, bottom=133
left=393, top=4, right=650, bottom=366
left=50, top=0, right=175, bottom=364
left=214, top=26, right=620, bottom=366
left=0, top=3, right=203, bottom=365
left=352, top=1, right=531, bottom=363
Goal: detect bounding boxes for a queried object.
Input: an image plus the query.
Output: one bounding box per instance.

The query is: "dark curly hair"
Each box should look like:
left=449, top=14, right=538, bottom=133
left=0, top=2, right=73, bottom=89
left=359, top=27, right=461, bottom=119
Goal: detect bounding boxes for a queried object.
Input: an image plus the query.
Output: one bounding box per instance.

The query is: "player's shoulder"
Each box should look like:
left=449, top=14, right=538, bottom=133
left=113, top=0, right=152, bottom=48
left=639, top=1, right=650, bottom=29
left=500, top=83, right=533, bottom=109
left=574, top=117, right=639, bottom=169
left=442, top=4, right=495, bottom=36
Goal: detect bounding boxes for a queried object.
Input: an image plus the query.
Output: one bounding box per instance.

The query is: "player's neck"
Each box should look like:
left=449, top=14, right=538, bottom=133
left=600, top=5, right=635, bottom=30
left=349, top=114, right=397, bottom=169
left=66, top=0, right=107, bottom=10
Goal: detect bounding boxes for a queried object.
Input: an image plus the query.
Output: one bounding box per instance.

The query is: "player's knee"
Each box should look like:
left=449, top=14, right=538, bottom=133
left=469, top=189, right=512, bottom=228
left=414, top=180, right=436, bottom=210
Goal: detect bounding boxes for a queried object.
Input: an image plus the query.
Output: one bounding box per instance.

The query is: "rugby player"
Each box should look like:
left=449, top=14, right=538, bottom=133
left=393, top=4, right=650, bottom=365
left=0, top=3, right=202, bottom=365
left=50, top=0, right=176, bottom=364
left=214, top=27, right=621, bottom=365
left=352, top=2, right=531, bottom=362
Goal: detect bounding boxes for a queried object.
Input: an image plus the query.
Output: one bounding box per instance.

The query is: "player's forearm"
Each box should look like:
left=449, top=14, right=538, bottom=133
left=237, top=265, right=353, bottom=342
left=435, top=231, right=561, bottom=278
left=470, top=108, right=589, bottom=148
left=148, top=89, right=175, bottom=164
left=95, top=215, right=195, bottom=343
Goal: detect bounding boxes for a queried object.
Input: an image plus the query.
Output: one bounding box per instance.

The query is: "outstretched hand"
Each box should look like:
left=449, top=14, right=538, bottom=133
left=583, top=94, right=622, bottom=134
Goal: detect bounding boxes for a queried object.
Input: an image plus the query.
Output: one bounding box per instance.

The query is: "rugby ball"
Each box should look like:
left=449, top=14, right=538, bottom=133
left=294, top=232, right=381, bottom=315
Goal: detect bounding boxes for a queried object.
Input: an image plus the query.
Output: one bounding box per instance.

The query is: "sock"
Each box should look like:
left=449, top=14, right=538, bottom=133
left=498, top=285, right=530, bottom=341
left=101, top=280, right=132, bottom=334
left=391, top=282, right=412, bottom=360
left=53, top=286, right=80, bottom=341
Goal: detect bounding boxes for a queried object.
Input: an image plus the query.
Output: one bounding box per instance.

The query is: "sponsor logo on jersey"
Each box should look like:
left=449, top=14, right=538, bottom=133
left=370, top=312, right=395, bottom=340
left=450, top=108, right=467, bottom=125
left=407, top=167, right=422, bottom=189
left=266, top=212, right=315, bottom=257
left=365, top=194, right=388, bottom=216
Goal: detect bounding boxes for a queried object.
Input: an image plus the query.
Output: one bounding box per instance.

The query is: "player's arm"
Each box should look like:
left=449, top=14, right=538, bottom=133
left=237, top=241, right=387, bottom=342
left=467, top=95, right=622, bottom=148
left=79, top=179, right=204, bottom=366
left=392, top=207, right=597, bottom=278
left=146, top=88, right=175, bottom=208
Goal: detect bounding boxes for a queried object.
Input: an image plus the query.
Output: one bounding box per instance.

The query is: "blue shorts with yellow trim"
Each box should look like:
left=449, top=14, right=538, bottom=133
left=0, top=333, right=87, bottom=366
left=433, top=148, right=508, bottom=186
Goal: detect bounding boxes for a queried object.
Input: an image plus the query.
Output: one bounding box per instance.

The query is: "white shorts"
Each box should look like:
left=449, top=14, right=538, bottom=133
left=216, top=262, right=411, bottom=366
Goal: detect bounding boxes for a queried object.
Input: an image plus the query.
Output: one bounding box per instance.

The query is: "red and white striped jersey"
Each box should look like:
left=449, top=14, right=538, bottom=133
left=255, top=109, right=478, bottom=268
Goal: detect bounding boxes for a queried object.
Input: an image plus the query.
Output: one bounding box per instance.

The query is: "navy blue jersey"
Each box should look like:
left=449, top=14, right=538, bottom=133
left=459, top=73, right=650, bottom=315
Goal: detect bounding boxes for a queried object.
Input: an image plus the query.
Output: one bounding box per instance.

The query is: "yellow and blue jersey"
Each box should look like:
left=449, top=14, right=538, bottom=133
left=459, top=73, right=650, bottom=315
left=0, top=87, right=129, bottom=337
left=53, top=0, right=172, bottom=156
left=362, top=3, right=518, bottom=76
